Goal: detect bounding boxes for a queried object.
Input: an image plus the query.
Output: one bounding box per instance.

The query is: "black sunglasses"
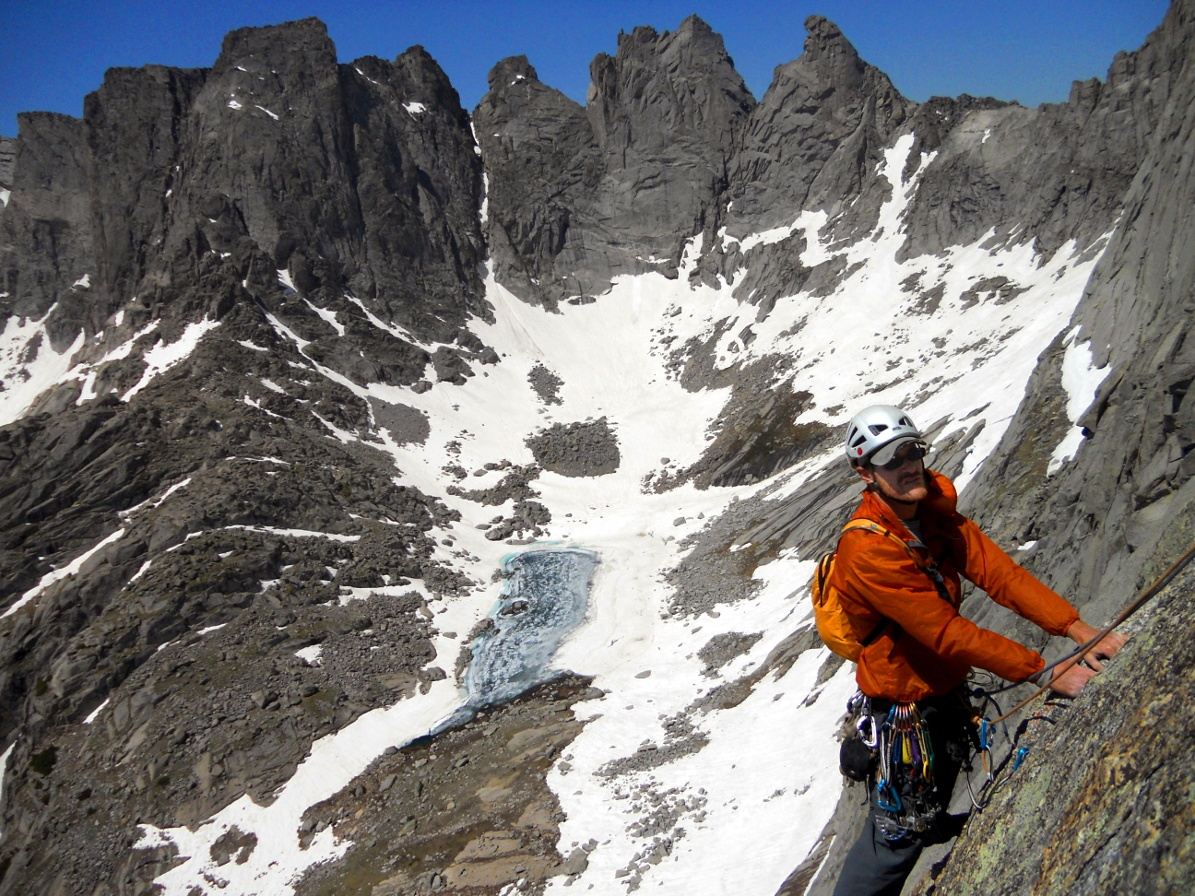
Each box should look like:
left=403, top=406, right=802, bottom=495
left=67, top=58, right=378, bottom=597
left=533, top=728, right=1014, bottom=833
left=874, top=444, right=928, bottom=471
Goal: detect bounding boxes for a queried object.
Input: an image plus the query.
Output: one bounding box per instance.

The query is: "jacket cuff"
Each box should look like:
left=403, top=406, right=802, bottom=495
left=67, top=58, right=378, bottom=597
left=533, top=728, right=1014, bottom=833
left=1025, top=657, right=1048, bottom=685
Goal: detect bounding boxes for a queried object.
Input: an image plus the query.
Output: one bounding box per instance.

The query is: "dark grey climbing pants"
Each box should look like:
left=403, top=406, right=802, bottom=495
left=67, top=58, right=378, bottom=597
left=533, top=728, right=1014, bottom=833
left=831, top=692, right=974, bottom=896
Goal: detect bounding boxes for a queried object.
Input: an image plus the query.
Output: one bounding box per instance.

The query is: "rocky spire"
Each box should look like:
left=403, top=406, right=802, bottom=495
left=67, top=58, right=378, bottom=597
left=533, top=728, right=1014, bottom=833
left=477, top=15, right=755, bottom=307
left=724, top=15, right=912, bottom=236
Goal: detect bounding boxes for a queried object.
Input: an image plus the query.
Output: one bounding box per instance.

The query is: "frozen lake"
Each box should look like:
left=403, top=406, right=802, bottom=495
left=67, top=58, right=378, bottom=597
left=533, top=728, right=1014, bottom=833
left=437, top=546, right=599, bottom=732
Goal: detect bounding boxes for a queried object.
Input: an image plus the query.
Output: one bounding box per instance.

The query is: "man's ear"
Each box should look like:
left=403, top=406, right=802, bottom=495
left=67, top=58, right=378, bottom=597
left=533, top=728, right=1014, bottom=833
left=854, top=463, right=875, bottom=486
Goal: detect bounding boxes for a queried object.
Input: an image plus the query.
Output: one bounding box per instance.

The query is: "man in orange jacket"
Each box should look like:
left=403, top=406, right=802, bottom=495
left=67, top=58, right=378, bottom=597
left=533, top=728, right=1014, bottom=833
left=830, top=405, right=1125, bottom=896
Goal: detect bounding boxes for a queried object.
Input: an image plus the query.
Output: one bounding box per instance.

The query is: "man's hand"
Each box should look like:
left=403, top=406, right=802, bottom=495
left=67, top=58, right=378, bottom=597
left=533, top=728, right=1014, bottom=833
left=1066, top=620, right=1128, bottom=671
left=1038, top=620, right=1128, bottom=696
left=1047, top=661, right=1095, bottom=697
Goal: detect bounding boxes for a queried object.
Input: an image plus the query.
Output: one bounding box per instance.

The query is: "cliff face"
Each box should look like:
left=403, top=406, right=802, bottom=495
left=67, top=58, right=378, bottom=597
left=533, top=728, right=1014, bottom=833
left=475, top=15, right=755, bottom=308
left=1, top=4, right=1193, bottom=896
left=1, top=18, right=486, bottom=354
left=726, top=16, right=913, bottom=236
left=922, top=2, right=1195, bottom=889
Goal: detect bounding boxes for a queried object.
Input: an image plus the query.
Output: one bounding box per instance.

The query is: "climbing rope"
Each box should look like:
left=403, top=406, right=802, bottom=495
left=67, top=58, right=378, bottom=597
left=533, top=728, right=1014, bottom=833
left=983, top=539, right=1195, bottom=724
left=964, top=540, right=1195, bottom=809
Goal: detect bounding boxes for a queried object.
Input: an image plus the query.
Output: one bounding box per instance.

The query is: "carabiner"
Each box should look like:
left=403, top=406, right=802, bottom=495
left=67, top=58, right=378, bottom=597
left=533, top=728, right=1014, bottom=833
left=857, top=713, right=880, bottom=749
left=876, top=780, right=902, bottom=812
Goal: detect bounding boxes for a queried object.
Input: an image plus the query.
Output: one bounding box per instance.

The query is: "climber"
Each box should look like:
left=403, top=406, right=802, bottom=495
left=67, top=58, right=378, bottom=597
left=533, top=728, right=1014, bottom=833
left=829, top=404, right=1126, bottom=896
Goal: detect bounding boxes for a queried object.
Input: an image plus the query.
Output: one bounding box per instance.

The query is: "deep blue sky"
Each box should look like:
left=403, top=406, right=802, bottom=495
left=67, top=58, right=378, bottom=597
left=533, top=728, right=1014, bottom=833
left=1, top=0, right=1172, bottom=138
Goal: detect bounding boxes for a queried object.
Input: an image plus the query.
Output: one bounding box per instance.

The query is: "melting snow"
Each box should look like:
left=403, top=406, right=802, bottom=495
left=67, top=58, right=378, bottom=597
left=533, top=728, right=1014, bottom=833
left=0, top=309, right=86, bottom=425
left=0, top=741, right=15, bottom=835
left=3, top=528, right=128, bottom=619
left=354, top=67, right=382, bottom=87
left=76, top=320, right=161, bottom=403
left=137, top=677, right=464, bottom=895
left=729, top=209, right=830, bottom=262
left=304, top=299, right=345, bottom=336
left=186, top=526, right=361, bottom=543
left=1049, top=325, right=1111, bottom=472
left=83, top=697, right=111, bottom=725
left=122, top=319, right=221, bottom=401
left=119, top=477, right=192, bottom=521
left=295, top=644, right=323, bottom=666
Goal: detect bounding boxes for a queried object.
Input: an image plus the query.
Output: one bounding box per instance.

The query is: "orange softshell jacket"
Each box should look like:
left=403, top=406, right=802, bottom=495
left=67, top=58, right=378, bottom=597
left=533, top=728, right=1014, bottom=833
left=831, top=470, right=1080, bottom=702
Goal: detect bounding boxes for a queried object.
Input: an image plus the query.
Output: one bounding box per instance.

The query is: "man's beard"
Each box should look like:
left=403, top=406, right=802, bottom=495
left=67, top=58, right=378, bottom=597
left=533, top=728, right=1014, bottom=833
left=876, top=467, right=927, bottom=504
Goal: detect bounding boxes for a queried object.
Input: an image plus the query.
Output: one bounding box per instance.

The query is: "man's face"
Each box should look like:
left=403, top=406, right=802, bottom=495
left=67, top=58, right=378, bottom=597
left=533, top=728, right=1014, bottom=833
left=856, top=444, right=929, bottom=504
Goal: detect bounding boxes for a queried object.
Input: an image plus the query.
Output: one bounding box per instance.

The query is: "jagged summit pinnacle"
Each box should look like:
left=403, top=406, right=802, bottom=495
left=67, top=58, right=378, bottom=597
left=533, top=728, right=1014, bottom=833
left=486, top=55, right=542, bottom=91
left=793, top=15, right=874, bottom=98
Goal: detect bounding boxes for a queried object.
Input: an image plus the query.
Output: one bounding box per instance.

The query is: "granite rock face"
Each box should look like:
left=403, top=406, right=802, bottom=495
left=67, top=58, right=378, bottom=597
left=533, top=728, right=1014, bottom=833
left=475, top=15, right=754, bottom=307
left=0, top=136, right=15, bottom=187
left=1, top=18, right=486, bottom=355
left=898, top=12, right=1187, bottom=263
left=725, top=16, right=913, bottom=237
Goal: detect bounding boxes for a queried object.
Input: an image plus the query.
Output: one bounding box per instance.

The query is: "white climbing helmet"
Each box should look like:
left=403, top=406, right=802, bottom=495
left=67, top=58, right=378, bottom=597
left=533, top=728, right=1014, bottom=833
left=844, top=405, right=923, bottom=467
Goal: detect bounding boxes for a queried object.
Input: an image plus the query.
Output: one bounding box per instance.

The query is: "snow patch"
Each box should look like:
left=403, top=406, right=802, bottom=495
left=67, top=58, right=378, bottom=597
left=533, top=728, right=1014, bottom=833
left=76, top=320, right=161, bottom=404
left=304, top=299, right=345, bottom=336
left=83, top=697, right=111, bottom=725
left=729, top=209, right=829, bottom=263
left=119, top=478, right=192, bottom=521
left=295, top=645, right=323, bottom=666
left=137, top=677, right=463, bottom=896
left=122, top=319, right=221, bottom=401
left=1049, top=326, right=1111, bottom=473
left=186, top=526, right=361, bottom=544
left=3, top=528, right=128, bottom=619
left=0, top=741, right=15, bottom=835
left=0, top=308, right=86, bottom=425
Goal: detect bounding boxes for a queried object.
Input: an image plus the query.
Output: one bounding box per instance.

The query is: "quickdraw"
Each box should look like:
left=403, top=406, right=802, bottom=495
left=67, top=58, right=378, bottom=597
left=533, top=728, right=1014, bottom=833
left=856, top=708, right=880, bottom=749
left=874, top=702, right=939, bottom=838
